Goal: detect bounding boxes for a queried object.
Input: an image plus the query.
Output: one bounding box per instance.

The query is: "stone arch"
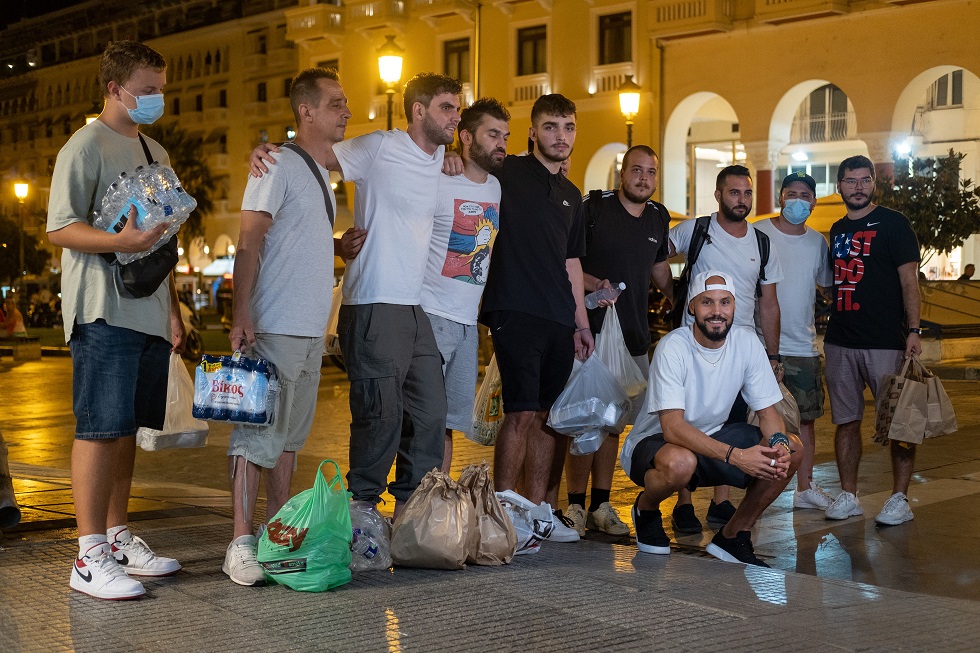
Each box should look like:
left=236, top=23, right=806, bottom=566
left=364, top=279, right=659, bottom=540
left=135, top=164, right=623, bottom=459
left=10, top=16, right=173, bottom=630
left=214, top=234, right=235, bottom=258
left=584, top=142, right=628, bottom=193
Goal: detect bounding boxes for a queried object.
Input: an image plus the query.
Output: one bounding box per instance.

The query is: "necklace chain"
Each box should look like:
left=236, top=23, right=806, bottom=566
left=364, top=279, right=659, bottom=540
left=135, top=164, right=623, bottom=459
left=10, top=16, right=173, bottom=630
left=693, top=339, right=726, bottom=366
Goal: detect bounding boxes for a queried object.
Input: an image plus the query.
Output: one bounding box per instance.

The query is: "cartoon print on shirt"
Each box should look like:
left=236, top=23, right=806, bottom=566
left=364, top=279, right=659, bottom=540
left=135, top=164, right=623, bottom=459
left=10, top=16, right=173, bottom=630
left=441, top=199, right=500, bottom=286
left=832, top=229, right=877, bottom=312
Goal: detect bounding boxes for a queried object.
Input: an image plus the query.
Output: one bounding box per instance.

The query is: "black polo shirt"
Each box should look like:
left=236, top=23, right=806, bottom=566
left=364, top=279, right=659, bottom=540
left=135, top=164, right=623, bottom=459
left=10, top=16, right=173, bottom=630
left=582, top=190, right=670, bottom=356
left=480, top=154, right=586, bottom=328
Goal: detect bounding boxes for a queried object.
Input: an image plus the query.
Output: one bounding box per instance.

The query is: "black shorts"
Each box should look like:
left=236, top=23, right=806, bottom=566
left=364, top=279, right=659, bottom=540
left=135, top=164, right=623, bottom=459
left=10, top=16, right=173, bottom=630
left=487, top=310, right=575, bottom=413
left=626, top=422, right=763, bottom=490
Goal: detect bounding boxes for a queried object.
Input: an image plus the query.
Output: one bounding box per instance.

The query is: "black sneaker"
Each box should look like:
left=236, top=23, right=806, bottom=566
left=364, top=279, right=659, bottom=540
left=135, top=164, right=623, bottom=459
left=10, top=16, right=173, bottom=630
left=671, top=503, right=703, bottom=534
left=706, top=499, right=737, bottom=526
left=706, top=531, right=770, bottom=567
left=631, top=494, right=670, bottom=555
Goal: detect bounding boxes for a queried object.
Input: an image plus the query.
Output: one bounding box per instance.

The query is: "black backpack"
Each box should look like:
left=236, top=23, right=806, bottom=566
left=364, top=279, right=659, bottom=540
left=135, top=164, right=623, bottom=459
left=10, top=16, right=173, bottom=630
left=668, top=216, right=770, bottom=328
left=584, top=189, right=671, bottom=248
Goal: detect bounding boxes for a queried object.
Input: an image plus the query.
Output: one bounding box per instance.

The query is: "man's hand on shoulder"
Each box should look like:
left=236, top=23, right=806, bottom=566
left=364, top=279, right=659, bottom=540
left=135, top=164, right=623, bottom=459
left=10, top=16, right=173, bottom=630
left=249, top=142, right=281, bottom=178
left=442, top=151, right=464, bottom=176
left=339, top=227, right=367, bottom=261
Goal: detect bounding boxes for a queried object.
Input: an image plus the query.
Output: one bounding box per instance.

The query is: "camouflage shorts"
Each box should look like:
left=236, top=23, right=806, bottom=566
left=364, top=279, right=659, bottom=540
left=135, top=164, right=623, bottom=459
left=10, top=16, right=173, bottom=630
left=782, top=355, right=825, bottom=422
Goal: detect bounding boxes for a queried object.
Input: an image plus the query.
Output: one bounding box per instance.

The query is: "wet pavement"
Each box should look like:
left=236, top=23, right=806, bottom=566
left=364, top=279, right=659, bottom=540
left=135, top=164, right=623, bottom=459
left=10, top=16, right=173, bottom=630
left=2, top=355, right=980, bottom=651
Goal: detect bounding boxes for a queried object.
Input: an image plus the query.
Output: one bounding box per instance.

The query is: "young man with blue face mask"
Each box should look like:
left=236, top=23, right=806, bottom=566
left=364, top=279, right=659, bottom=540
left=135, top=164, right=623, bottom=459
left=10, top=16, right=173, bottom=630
left=754, top=172, right=833, bottom=510
left=47, top=41, right=184, bottom=600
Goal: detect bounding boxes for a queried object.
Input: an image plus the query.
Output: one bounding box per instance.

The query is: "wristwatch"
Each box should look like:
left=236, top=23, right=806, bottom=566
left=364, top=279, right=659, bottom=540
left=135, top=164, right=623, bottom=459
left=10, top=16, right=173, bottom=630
left=767, top=354, right=782, bottom=363
left=908, top=327, right=923, bottom=335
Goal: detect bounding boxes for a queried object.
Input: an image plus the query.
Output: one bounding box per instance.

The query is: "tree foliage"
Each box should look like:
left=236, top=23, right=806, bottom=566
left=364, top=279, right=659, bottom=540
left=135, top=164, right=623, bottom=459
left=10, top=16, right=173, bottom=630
left=141, top=123, right=216, bottom=248
left=0, top=215, right=49, bottom=282
left=874, top=149, right=980, bottom=259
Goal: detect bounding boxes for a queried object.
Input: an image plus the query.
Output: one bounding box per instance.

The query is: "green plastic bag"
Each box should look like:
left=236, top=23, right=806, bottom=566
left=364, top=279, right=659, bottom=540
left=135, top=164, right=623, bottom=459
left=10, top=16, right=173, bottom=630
left=257, top=460, right=353, bottom=592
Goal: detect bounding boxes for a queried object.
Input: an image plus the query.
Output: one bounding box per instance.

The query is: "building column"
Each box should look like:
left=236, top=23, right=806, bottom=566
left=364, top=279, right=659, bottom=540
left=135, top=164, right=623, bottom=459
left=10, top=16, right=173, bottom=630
left=742, top=140, right=780, bottom=215
left=860, top=131, right=897, bottom=181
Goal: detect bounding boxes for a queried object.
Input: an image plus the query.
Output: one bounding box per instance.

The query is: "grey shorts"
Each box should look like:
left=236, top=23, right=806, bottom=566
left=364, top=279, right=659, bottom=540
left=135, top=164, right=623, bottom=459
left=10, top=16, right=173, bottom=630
left=782, top=355, right=825, bottom=422
left=427, top=313, right=479, bottom=434
left=229, top=333, right=323, bottom=468
left=824, top=344, right=904, bottom=425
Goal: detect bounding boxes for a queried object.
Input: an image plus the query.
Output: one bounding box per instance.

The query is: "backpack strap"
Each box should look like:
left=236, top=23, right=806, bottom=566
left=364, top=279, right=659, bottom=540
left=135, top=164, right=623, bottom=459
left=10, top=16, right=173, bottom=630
left=585, top=189, right=604, bottom=247
left=281, top=142, right=336, bottom=228
left=754, top=228, right=771, bottom=298
left=137, top=134, right=155, bottom=166
left=686, top=215, right=712, bottom=270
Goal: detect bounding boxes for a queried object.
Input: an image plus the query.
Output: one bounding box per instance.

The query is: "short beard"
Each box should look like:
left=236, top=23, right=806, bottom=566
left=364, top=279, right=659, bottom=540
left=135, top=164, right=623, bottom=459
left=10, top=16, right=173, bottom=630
left=468, top=141, right=504, bottom=173
left=695, top=316, right=732, bottom=342
left=537, top=143, right=572, bottom=164
left=621, top=184, right=651, bottom=204
left=719, top=202, right=749, bottom=223
left=843, top=193, right=872, bottom=211
left=421, top=114, right=454, bottom=146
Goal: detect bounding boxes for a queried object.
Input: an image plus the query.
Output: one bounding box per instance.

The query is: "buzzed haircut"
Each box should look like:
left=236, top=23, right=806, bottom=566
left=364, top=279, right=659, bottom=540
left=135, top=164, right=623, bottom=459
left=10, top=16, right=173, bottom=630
left=838, top=154, right=876, bottom=182
left=458, top=97, right=510, bottom=137
left=622, top=145, right=658, bottom=169
left=531, top=94, right=576, bottom=123
left=99, top=41, right=167, bottom=97
left=403, top=73, right=462, bottom=124
left=289, top=67, right=341, bottom=123
left=716, top=164, right=752, bottom=191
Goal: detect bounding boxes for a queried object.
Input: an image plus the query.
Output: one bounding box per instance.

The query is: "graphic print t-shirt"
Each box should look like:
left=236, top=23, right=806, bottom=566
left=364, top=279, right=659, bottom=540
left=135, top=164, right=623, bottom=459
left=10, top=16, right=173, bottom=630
left=420, top=173, right=502, bottom=325
left=825, top=205, right=920, bottom=350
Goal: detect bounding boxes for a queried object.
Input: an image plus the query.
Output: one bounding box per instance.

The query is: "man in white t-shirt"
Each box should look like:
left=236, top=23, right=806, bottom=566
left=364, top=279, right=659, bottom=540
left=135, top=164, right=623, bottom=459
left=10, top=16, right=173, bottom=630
left=225, top=68, right=351, bottom=586
left=621, top=270, right=801, bottom=566
left=754, top=172, right=834, bottom=511
left=332, top=73, right=462, bottom=514
left=420, top=98, right=509, bottom=471
left=667, top=164, right=784, bottom=533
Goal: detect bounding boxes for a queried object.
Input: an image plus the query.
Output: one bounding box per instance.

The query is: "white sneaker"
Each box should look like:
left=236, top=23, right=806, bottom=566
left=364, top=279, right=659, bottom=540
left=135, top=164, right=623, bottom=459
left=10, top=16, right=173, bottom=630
left=586, top=502, right=631, bottom=536
left=548, top=509, right=581, bottom=543
left=111, top=535, right=181, bottom=577
left=875, top=492, right=914, bottom=526
left=565, top=504, right=587, bottom=536
left=825, top=491, right=863, bottom=520
left=222, top=535, right=267, bottom=586
left=70, top=544, right=146, bottom=600
left=794, top=483, right=834, bottom=510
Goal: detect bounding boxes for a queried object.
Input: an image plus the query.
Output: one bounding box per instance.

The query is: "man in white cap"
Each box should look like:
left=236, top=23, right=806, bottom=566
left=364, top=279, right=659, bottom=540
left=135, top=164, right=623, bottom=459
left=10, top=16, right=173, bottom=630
left=620, top=270, right=802, bottom=566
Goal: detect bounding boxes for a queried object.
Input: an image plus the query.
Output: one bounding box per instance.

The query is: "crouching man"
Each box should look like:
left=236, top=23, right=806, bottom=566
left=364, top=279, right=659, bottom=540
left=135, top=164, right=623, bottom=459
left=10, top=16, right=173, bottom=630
left=620, top=270, right=802, bottom=566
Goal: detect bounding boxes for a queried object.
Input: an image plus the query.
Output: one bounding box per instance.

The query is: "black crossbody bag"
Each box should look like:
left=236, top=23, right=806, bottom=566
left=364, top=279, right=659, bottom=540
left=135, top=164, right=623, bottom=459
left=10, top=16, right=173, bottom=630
left=280, top=142, right=336, bottom=227
left=99, top=134, right=179, bottom=299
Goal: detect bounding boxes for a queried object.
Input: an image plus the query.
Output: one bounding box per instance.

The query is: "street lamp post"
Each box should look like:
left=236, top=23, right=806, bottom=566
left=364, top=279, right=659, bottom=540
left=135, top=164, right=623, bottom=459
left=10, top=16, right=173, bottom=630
left=14, top=182, right=28, bottom=280
left=377, top=35, right=404, bottom=131
left=618, top=76, right=641, bottom=149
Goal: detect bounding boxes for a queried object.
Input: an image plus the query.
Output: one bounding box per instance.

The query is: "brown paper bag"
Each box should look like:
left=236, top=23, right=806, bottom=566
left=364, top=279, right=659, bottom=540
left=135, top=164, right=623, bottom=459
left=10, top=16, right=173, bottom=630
left=747, top=382, right=801, bottom=436
left=458, top=462, right=517, bottom=566
left=874, top=357, right=928, bottom=445
left=390, top=470, right=472, bottom=570
left=924, top=374, right=957, bottom=438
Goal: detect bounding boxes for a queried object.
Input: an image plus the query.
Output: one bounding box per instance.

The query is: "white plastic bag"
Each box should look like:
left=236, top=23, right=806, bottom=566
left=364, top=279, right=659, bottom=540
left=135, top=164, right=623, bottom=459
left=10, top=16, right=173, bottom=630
left=348, top=500, right=393, bottom=572
left=323, top=280, right=343, bottom=357
left=595, top=306, right=647, bottom=399
left=137, top=353, right=209, bottom=451
left=469, top=355, right=503, bottom=446
left=569, top=429, right=608, bottom=456
left=495, top=490, right=554, bottom=554
left=547, top=355, right=629, bottom=435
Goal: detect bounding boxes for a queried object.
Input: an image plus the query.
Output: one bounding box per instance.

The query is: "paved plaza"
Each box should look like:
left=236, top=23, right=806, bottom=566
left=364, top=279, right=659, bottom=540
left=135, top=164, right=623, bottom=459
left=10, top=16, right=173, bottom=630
left=2, top=355, right=980, bottom=651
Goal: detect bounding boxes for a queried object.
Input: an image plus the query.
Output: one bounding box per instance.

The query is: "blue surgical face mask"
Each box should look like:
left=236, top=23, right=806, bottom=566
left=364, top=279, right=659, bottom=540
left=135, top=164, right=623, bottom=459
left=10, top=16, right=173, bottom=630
left=782, top=198, right=812, bottom=225
left=121, top=87, right=164, bottom=125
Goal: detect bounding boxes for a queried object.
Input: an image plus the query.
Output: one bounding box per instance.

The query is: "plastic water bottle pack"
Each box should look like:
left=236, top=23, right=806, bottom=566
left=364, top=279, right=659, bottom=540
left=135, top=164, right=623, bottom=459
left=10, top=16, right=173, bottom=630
left=93, top=162, right=198, bottom=264
left=192, top=351, right=280, bottom=426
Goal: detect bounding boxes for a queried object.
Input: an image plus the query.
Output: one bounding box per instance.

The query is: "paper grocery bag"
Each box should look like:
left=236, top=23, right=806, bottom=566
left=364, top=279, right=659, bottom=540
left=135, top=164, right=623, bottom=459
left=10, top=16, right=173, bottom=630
left=874, top=357, right=928, bottom=445
left=924, top=375, right=957, bottom=438
left=390, top=470, right=472, bottom=570
left=458, top=462, right=517, bottom=566
left=747, top=382, right=801, bottom=436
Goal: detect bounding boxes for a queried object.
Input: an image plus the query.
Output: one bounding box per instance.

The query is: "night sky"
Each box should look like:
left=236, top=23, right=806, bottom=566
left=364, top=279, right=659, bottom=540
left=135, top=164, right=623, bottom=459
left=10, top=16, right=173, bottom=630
left=2, top=0, right=90, bottom=31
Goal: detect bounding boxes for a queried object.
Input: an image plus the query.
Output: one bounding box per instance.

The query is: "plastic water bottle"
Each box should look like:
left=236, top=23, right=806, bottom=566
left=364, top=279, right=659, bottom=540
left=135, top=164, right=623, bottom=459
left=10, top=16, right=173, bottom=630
left=351, top=528, right=380, bottom=560
left=585, top=282, right=626, bottom=310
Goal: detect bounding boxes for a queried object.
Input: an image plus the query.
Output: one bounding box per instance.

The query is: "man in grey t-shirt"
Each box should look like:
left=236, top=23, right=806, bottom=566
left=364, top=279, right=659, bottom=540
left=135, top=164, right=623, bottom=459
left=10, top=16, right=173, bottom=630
left=223, top=68, right=352, bottom=587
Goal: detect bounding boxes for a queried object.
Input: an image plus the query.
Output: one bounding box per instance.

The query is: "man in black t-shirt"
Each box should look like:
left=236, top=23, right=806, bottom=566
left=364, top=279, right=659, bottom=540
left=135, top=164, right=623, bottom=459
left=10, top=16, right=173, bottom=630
left=562, top=145, right=674, bottom=537
left=479, top=94, right=594, bottom=546
left=824, top=155, right=922, bottom=526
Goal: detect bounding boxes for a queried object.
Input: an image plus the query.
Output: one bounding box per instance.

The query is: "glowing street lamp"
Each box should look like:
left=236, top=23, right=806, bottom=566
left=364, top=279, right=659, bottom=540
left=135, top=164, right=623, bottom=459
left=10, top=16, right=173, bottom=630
left=14, top=182, right=28, bottom=278
left=377, top=35, right=404, bottom=131
left=618, top=76, right=641, bottom=149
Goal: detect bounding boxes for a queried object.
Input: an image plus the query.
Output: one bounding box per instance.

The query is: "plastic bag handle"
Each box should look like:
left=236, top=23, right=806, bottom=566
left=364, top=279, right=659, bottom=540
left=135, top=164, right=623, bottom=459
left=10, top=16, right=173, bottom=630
left=316, top=459, right=344, bottom=492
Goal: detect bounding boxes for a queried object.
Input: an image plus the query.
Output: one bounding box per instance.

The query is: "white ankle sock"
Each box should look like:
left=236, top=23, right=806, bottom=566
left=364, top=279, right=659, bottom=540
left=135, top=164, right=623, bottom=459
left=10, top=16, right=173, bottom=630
left=78, top=534, right=108, bottom=558
left=107, top=525, right=132, bottom=544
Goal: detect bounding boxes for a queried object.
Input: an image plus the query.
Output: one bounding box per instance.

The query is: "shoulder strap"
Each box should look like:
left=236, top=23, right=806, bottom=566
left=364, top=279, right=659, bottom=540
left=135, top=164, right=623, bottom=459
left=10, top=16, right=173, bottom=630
left=137, top=134, right=154, bottom=165
left=280, top=142, right=336, bottom=228
left=754, top=228, right=771, bottom=297
left=585, top=189, right=604, bottom=246
left=687, top=215, right=712, bottom=269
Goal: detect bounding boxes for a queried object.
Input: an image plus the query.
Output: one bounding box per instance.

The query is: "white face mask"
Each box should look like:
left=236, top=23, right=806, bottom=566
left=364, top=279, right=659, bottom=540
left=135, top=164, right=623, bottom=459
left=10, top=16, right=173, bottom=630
left=782, top=198, right=812, bottom=224
left=121, top=87, right=165, bottom=125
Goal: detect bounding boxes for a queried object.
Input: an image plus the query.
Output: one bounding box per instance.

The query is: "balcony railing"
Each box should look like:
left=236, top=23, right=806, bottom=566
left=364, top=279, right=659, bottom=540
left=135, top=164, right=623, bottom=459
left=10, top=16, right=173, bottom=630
left=648, top=0, right=733, bottom=38
left=244, top=53, right=267, bottom=71
left=267, top=46, right=296, bottom=70
left=244, top=102, right=269, bottom=119
left=413, top=0, right=477, bottom=25
left=591, top=62, right=634, bottom=95
left=269, top=97, right=292, bottom=116
left=790, top=111, right=857, bottom=144
left=510, top=73, right=550, bottom=104
left=203, top=107, right=228, bottom=124
left=346, top=0, right=409, bottom=31
left=285, top=4, right=345, bottom=43
left=754, top=0, right=848, bottom=24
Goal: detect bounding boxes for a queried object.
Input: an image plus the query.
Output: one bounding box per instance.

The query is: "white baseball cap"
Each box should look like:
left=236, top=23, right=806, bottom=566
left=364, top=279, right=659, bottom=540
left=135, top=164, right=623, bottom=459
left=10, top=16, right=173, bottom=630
left=688, top=270, right=735, bottom=305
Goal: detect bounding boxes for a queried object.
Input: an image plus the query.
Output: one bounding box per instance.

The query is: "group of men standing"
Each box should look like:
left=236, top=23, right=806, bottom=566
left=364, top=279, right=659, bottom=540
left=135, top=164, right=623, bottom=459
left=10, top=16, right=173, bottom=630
left=49, top=38, right=925, bottom=601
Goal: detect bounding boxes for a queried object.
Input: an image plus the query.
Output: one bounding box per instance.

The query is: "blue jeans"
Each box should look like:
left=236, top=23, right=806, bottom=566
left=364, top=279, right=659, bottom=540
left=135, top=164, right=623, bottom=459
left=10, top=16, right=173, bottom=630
left=69, top=319, right=170, bottom=439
